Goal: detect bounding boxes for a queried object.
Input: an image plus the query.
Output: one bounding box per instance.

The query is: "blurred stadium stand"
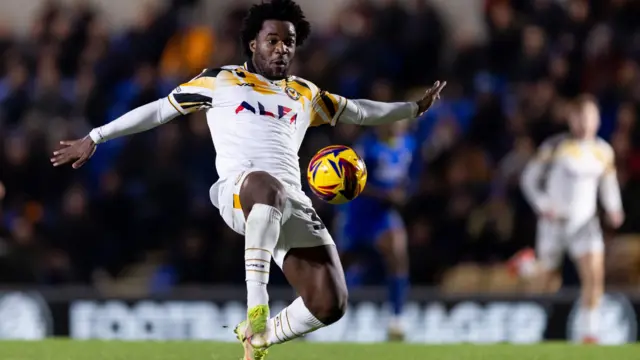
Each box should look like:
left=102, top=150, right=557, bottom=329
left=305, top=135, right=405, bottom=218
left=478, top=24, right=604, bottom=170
left=0, top=0, right=639, bottom=298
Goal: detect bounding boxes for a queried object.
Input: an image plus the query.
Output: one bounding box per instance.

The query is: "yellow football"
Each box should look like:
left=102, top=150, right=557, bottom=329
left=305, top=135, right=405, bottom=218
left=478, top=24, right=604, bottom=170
left=307, top=145, right=367, bottom=204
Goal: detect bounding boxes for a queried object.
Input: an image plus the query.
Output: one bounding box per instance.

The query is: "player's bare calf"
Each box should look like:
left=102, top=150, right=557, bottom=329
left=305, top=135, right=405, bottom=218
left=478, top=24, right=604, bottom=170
left=282, top=246, right=348, bottom=325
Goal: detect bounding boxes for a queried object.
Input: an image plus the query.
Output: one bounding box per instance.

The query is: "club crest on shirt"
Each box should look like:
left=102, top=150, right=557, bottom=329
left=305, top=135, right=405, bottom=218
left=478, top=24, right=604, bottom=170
left=285, top=86, right=300, bottom=100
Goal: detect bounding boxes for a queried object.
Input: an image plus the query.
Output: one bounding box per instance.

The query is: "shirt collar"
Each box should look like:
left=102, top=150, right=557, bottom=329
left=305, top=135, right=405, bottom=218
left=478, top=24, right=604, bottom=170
left=243, top=60, right=291, bottom=82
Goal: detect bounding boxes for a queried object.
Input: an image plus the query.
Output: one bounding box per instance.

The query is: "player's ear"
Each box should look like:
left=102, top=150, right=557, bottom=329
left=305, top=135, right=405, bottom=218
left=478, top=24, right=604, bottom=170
left=250, top=40, right=257, bottom=53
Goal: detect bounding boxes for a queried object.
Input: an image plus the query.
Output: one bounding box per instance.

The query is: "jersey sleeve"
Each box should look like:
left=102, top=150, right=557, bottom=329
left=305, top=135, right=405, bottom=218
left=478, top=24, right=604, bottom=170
left=520, top=135, right=564, bottom=214
left=598, top=141, right=616, bottom=174
left=167, top=68, right=218, bottom=115
left=598, top=142, right=623, bottom=213
left=309, top=90, right=348, bottom=127
left=310, top=90, right=417, bottom=127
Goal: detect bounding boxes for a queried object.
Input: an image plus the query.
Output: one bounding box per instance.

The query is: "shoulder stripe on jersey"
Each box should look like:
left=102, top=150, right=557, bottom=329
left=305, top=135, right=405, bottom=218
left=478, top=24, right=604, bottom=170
left=320, top=92, right=337, bottom=118
left=293, top=79, right=310, bottom=89
left=334, top=97, right=347, bottom=124
left=168, top=96, right=182, bottom=113
left=173, top=93, right=213, bottom=109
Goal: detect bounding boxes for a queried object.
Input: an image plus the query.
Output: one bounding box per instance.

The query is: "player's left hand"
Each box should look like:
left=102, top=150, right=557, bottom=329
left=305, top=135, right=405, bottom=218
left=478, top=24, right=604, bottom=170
left=607, top=211, right=625, bottom=229
left=417, top=80, right=447, bottom=115
left=50, top=136, right=97, bottom=169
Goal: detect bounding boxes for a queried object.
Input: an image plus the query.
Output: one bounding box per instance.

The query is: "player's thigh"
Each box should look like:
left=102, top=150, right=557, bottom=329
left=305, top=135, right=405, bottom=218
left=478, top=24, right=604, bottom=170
left=238, top=170, right=287, bottom=217
left=535, top=220, right=564, bottom=272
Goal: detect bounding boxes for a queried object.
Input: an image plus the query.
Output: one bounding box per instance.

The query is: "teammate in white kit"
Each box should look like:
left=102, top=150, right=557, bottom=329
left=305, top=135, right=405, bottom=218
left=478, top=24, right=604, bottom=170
left=50, top=1, right=446, bottom=358
left=509, top=95, right=624, bottom=344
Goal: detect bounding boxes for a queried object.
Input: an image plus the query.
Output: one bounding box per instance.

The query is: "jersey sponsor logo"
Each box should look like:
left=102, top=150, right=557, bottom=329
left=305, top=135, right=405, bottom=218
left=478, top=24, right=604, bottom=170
left=235, top=101, right=298, bottom=125
left=174, top=86, right=182, bottom=93
left=238, top=83, right=255, bottom=87
left=566, top=293, right=637, bottom=344
left=285, top=86, right=300, bottom=100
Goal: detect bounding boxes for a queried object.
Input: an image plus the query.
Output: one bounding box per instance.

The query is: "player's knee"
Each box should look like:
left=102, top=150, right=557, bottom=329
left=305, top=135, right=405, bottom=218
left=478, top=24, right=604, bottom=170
left=302, top=280, right=348, bottom=325
left=306, top=289, right=348, bottom=326
left=240, top=171, right=287, bottom=214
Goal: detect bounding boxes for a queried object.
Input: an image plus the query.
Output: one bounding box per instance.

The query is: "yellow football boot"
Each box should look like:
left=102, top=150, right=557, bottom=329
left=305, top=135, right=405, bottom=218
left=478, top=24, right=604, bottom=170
left=233, top=305, right=270, bottom=360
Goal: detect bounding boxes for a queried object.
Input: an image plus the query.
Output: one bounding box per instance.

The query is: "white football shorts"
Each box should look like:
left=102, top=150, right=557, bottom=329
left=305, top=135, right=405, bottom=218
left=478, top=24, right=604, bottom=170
left=210, top=170, right=335, bottom=268
left=536, top=217, right=604, bottom=271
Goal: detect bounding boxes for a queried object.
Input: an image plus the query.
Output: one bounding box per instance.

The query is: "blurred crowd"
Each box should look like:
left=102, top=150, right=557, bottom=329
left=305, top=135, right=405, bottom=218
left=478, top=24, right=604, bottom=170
left=0, top=0, right=639, bottom=291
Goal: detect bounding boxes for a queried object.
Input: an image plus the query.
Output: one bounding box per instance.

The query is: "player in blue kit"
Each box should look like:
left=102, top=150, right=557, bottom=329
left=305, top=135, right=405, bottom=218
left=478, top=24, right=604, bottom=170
left=338, top=119, right=421, bottom=341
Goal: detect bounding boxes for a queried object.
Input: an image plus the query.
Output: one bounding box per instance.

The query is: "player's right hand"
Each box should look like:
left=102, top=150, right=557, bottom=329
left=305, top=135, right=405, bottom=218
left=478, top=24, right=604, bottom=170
left=417, top=80, right=447, bottom=115
left=50, top=136, right=97, bottom=169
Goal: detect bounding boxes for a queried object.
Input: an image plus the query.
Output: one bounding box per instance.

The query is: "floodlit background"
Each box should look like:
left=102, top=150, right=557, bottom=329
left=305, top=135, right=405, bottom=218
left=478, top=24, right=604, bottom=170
left=0, top=0, right=639, bottom=299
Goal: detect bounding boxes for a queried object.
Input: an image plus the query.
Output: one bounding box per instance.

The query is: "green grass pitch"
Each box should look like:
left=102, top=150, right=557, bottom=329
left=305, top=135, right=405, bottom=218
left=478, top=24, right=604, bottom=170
left=0, top=340, right=639, bottom=360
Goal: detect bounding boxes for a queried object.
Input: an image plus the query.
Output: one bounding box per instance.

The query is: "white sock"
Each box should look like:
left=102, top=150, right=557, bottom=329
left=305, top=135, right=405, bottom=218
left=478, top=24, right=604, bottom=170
left=247, top=280, right=268, bottom=309
left=265, top=297, right=325, bottom=345
left=245, top=204, right=282, bottom=310
left=582, top=306, right=600, bottom=338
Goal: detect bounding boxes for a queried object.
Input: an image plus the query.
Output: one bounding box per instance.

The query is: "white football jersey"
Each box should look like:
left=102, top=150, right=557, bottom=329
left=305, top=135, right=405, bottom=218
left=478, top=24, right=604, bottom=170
left=522, top=133, right=621, bottom=227
left=167, top=63, right=348, bottom=188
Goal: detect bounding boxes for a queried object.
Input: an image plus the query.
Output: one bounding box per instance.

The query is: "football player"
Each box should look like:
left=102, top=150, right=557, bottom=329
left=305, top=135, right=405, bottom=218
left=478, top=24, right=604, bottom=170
left=510, top=95, right=624, bottom=344
left=51, top=0, right=446, bottom=358
left=339, top=119, right=421, bottom=340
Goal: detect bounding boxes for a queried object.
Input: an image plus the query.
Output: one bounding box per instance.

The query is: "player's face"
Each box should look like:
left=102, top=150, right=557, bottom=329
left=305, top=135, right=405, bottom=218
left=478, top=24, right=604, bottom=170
left=569, top=102, right=600, bottom=139
left=250, top=20, right=296, bottom=79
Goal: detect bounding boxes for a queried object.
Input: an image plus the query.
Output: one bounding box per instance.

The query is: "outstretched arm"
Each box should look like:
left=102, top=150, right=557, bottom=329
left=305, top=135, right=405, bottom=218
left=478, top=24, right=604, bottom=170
left=309, top=81, right=446, bottom=128
left=51, top=99, right=180, bottom=168
left=89, top=98, right=180, bottom=144
left=51, top=69, right=217, bottom=169
left=339, top=81, right=446, bottom=126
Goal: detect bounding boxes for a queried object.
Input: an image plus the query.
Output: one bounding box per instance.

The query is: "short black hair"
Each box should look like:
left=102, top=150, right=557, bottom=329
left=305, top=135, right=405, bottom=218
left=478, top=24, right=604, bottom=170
left=240, top=0, right=311, bottom=58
